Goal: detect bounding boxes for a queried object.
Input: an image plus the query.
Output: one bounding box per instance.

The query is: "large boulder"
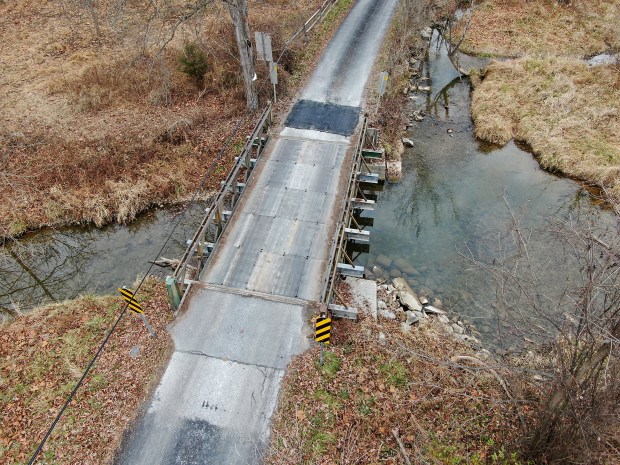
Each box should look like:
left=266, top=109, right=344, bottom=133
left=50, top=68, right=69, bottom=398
left=392, top=278, right=422, bottom=311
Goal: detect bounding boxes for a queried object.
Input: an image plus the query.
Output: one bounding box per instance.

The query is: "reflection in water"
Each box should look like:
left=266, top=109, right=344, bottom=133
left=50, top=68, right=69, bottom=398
left=365, top=32, right=617, bottom=349
left=0, top=204, right=207, bottom=315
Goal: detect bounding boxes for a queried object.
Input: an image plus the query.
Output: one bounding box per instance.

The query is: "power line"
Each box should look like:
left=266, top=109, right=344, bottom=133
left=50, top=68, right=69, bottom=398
left=27, top=113, right=248, bottom=465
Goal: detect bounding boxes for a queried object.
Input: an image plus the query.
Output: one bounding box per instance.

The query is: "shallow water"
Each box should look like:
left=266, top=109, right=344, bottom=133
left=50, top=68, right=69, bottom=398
left=362, top=32, right=617, bottom=349
left=0, top=204, right=207, bottom=313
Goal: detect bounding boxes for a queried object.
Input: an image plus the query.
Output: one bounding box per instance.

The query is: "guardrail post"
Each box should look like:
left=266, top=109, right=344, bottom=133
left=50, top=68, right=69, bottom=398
left=166, top=276, right=182, bottom=311
left=215, top=202, right=223, bottom=237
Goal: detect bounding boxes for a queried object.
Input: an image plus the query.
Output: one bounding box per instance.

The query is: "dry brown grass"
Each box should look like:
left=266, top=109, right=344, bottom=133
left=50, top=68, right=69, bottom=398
left=0, top=277, right=173, bottom=465
left=0, top=0, right=339, bottom=239
left=461, top=0, right=620, bottom=208
left=459, top=0, right=620, bottom=58
left=266, top=316, right=532, bottom=464
left=472, top=56, right=620, bottom=205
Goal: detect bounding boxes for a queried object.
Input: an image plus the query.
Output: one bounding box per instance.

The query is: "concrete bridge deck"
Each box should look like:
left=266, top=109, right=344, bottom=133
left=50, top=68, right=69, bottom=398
left=202, top=131, right=350, bottom=300
left=115, top=0, right=397, bottom=463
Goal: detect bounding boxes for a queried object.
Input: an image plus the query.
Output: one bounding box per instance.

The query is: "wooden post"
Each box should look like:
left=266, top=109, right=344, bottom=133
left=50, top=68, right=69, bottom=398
left=215, top=202, right=223, bottom=237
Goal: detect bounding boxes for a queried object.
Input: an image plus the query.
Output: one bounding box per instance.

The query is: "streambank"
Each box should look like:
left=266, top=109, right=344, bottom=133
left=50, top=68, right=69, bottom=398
left=0, top=277, right=174, bottom=465
left=267, top=279, right=533, bottom=464
left=0, top=203, right=208, bottom=317
left=0, top=0, right=356, bottom=241
left=460, top=0, right=620, bottom=209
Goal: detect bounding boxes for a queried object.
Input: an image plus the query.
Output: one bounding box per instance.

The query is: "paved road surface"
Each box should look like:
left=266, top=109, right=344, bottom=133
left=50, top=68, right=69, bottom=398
left=115, top=0, right=397, bottom=463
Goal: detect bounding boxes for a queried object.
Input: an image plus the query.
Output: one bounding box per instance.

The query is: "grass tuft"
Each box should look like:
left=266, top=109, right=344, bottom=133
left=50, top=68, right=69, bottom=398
left=318, top=350, right=341, bottom=378
left=457, top=0, right=620, bottom=58
left=472, top=56, right=620, bottom=206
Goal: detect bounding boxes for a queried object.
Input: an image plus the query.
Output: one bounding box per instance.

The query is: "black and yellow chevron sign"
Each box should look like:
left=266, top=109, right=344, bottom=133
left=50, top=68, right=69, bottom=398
left=315, top=317, right=331, bottom=344
left=118, top=287, right=144, bottom=314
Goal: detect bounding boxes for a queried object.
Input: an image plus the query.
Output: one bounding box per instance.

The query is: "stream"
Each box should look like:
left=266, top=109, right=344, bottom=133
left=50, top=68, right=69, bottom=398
left=361, top=32, right=618, bottom=350
left=0, top=203, right=207, bottom=315
left=2, top=32, right=617, bottom=351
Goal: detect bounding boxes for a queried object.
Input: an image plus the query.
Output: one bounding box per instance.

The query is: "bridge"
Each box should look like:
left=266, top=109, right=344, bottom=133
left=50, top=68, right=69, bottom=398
left=115, top=0, right=397, bottom=463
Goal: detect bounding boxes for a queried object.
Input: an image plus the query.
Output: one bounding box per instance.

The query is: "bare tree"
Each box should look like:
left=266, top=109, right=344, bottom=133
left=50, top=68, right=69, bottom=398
left=141, top=0, right=258, bottom=110
left=461, top=201, right=620, bottom=464
left=223, top=0, right=258, bottom=110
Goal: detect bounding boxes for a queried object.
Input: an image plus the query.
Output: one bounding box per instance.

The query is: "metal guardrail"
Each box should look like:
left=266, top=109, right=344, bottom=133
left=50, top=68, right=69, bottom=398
left=276, top=0, right=339, bottom=64
left=320, top=115, right=371, bottom=308
left=170, top=103, right=273, bottom=307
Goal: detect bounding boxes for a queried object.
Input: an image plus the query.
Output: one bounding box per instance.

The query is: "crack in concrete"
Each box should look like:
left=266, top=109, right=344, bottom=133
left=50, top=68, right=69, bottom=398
left=177, top=349, right=284, bottom=372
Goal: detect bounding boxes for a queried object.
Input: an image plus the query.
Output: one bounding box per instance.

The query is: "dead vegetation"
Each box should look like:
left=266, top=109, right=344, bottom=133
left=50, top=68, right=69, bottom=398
left=0, top=0, right=346, bottom=239
left=458, top=0, right=620, bottom=58
left=462, top=0, right=620, bottom=209
left=461, top=205, right=620, bottom=464
left=266, top=316, right=533, bottom=465
left=472, top=56, right=620, bottom=205
left=0, top=277, right=173, bottom=465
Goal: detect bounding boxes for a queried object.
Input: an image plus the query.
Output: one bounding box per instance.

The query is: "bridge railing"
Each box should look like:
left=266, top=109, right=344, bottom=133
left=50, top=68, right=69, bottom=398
left=320, top=115, right=370, bottom=313
left=276, top=0, right=339, bottom=63
left=169, top=103, right=273, bottom=310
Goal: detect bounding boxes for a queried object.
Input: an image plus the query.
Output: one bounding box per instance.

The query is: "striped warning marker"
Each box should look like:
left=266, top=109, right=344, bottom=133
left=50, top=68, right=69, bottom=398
left=315, top=317, right=331, bottom=345
left=118, top=287, right=144, bottom=314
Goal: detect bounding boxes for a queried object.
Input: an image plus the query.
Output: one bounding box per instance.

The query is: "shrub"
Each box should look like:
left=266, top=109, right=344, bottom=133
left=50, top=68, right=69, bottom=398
left=178, top=41, right=208, bottom=87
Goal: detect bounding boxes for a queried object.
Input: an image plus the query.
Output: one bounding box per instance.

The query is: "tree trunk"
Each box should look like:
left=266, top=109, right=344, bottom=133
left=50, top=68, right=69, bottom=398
left=225, top=0, right=258, bottom=110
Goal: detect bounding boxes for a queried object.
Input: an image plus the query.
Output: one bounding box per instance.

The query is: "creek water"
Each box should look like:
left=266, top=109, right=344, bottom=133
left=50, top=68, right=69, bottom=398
left=361, top=32, right=618, bottom=349
left=2, top=32, right=617, bottom=350
left=0, top=203, right=207, bottom=314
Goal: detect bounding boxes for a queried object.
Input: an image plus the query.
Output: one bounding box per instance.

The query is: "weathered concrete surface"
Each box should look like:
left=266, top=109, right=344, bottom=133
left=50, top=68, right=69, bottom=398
left=346, top=277, right=377, bottom=319
left=115, top=286, right=311, bottom=465
left=115, top=0, right=398, bottom=462
left=201, top=135, right=349, bottom=301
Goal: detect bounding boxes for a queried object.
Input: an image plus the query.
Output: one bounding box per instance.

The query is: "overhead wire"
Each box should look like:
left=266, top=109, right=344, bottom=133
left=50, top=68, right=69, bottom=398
left=27, top=113, right=248, bottom=465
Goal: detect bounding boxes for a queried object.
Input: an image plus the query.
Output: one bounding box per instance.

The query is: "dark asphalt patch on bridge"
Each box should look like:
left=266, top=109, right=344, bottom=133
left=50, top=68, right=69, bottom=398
left=284, top=99, right=360, bottom=136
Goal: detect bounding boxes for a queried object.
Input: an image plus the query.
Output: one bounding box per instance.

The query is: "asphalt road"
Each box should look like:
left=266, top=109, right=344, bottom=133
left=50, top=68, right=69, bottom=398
left=115, top=0, right=397, bottom=463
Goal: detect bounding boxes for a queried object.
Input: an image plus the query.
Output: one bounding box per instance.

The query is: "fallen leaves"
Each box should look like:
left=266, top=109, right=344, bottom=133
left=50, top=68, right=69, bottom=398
left=265, top=316, right=534, bottom=464
left=0, top=277, right=174, bottom=465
